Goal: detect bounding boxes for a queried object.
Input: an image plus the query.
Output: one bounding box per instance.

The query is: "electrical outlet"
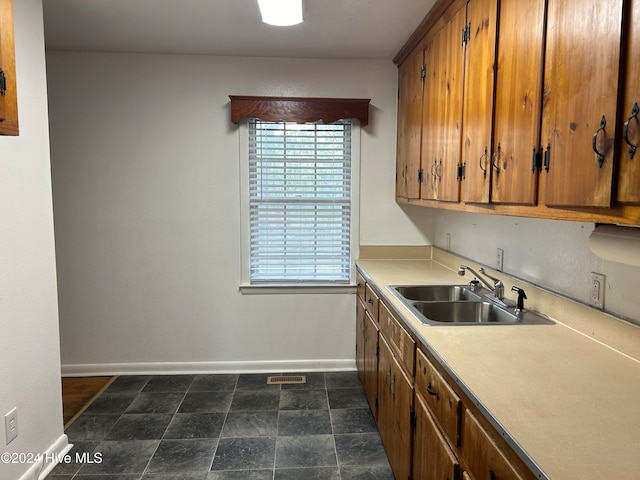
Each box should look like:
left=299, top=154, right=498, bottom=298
left=446, top=233, right=451, bottom=251
left=590, top=272, right=605, bottom=309
left=496, top=248, right=504, bottom=272
left=4, top=407, right=18, bottom=444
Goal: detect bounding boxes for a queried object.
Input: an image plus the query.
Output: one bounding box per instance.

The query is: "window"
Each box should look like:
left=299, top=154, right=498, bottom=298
left=244, top=118, right=357, bottom=285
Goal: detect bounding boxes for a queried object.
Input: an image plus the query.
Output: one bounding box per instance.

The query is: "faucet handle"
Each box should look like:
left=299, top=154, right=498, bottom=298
left=511, top=286, right=527, bottom=312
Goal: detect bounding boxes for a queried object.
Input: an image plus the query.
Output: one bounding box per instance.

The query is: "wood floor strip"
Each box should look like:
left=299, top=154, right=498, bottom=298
left=62, top=376, right=116, bottom=430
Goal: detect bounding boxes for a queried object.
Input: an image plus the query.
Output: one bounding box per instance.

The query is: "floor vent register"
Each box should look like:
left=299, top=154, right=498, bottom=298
left=266, top=375, right=306, bottom=385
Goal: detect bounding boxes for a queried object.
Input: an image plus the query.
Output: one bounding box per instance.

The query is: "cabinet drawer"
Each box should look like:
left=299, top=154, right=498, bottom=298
left=364, top=283, right=380, bottom=321
left=462, top=409, right=525, bottom=480
left=356, top=270, right=366, bottom=302
left=379, top=302, right=415, bottom=376
left=415, top=348, right=461, bottom=446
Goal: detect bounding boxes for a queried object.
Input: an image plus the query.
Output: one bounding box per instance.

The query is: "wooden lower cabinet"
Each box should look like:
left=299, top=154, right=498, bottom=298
left=413, top=391, right=460, bottom=480
left=378, top=335, right=414, bottom=480
left=355, top=281, right=533, bottom=480
left=356, top=297, right=379, bottom=418
left=462, top=410, right=525, bottom=480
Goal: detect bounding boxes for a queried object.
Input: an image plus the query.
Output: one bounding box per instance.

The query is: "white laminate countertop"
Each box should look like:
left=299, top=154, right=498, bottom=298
left=356, top=257, right=640, bottom=480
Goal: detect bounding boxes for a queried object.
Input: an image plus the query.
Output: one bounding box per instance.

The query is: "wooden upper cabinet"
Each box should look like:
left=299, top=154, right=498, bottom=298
left=0, top=0, right=18, bottom=136
left=490, top=0, right=546, bottom=205
left=421, top=2, right=466, bottom=202
left=542, top=0, right=624, bottom=208
left=397, top=44, right=425, bottom=200
left=617, top=0, right=640, bottom=204
left=460, top=0, right=499, bottom=204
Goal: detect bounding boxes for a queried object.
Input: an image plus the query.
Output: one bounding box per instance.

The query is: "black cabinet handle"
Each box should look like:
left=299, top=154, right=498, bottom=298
left=426, top=381, right=440, bottom=400
left=592, top=115, right=607, bottom=168
left=491, top=144, right=501, bottom=176
left=543, top=144, right=551, bottom=172
left=489, top=469, right=496, bottom=480
left=623, top=102, right=639, bottom=160
left=479, top=147, right=489, bottom=177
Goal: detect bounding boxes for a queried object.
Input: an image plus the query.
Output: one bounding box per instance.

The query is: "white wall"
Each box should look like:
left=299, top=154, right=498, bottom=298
left=0, top=1, right=67, bottom=479
left=46, top=52, right=430, bottom=373
left=431, top=209, right=640, bottom=324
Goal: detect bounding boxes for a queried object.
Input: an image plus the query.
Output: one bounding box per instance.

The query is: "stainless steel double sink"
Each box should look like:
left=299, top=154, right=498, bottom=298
left=389, top=285, right=554, bottom=326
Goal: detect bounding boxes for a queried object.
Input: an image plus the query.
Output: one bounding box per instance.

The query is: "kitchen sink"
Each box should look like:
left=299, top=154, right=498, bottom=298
left=390, top=285, right=481, bottom=302
left=389, top=284, right=554, bottom=326
left=413, top=301, right=517, bottom=324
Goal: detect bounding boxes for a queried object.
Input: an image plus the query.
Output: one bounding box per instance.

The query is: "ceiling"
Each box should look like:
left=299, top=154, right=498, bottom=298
left=42, top=0, right=436, bottom=60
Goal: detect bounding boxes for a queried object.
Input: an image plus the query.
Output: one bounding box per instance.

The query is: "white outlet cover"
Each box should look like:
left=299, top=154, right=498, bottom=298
left=5, top=407, right=18, bottom=444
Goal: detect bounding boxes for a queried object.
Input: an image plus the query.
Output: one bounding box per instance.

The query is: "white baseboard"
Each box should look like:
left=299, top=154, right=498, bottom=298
left=61, top=359, right=356, bottom=377
left=14, top=434, right=71, bottom=480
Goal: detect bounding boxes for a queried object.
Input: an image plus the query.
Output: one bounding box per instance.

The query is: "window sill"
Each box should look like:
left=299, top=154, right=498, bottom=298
left=239, top=284, right=357, bottom=295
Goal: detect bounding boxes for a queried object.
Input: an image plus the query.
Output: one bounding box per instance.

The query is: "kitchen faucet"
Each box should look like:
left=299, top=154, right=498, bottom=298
left=458, top=265, right=507, bottom=307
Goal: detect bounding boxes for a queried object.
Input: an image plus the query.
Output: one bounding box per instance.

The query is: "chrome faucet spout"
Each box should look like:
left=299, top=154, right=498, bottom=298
left=479, top=268, right=504, bottom=300
left=458, top=265, right=494, bottom=291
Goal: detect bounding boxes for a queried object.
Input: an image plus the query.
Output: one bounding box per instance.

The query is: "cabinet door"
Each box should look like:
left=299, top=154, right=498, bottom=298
left=397, top=45, right=425, bottom=200
left=460, top=0, right=499, bottom=204
left=356, top=298, right=366, bottom=385
left=413, top=392, right=459, bottom=480
left=542, top=0, right=624, bottom=207
left=0, top=0, right=18, bottom=135
left=462, top=409, right=525, bottom=480
left=617, top=0, right=640, bottom=204
left=490, top=0, right=546, bottom=205
left=422, top=4, right=466, bottom=202
left=378, top=336, right=413, bottom=480
left=363, top=311, right=379, bottom=419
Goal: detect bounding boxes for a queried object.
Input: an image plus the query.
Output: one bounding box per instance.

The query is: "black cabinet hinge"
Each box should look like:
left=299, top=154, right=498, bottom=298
left=457, top=163, right=466, bottom=180
left=462, top=23, right=471, bottom=45
left=532, top=146, right=543, bottom=173
left=418, top=169, right=424, bottom=183
left=0, top=69, right=6, bottom=96
left=410, top=407, right=417, bottom=429
left=420, top=64, right=426, bottom=81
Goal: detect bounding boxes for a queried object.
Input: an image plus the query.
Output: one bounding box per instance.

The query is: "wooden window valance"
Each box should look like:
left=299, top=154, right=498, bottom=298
left=229, top=96, right=370, bottom=126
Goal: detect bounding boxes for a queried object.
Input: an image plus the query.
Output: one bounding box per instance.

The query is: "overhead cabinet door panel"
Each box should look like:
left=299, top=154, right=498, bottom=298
left=397, top=45, right=425, bottom=200
left=461, top=0, right=499, bottom=204
left=421, top=4, right=466, bottom=202
left=542, top=0, right=624, bottom=208
left=490, top=0, right=546, bottom=205
left=617, top=0, right=640, bottom=204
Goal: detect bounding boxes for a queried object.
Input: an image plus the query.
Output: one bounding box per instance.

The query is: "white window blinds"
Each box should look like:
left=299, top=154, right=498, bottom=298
left=248, top=119, right=352, bottom=283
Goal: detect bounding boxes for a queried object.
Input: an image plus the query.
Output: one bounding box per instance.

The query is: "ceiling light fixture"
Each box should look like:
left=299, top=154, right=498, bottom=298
left=257, top=0, right=303, bottom=26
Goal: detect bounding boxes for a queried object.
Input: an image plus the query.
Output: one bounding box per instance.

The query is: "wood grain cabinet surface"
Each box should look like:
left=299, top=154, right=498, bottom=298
left=0, top=0, right=18, bottom=136
left=355, top=273, right=379, bottom=419
left=616, top=0, right=640, bottom=204
left=413, top=391, right=460, bottom=480
left=394, top=0, right=640, bottom=225
left=377, top=334, right=414, bottom=480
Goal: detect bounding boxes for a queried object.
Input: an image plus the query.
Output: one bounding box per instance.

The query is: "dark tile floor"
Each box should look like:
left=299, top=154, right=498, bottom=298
left=50, top=372, right=394, bottom=480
